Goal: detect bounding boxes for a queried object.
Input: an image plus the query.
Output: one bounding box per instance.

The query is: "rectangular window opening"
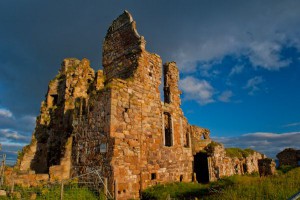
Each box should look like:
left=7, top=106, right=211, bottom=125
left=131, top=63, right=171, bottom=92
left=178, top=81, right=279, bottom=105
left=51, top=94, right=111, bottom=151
left=50, top=94, right=58, bottom=106
left=151, top=173, right=157, bottom=180
left=100, top=143, right=107, bottom=153
left=164, top=86, right=171, bottom=103
left=164, top=112, right=173, bottom=147
left=184, top=132, right=190, bottom=148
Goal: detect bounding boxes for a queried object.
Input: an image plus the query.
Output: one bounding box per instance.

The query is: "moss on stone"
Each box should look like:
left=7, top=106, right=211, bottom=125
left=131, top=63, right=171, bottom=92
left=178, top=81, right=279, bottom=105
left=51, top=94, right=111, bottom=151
left=207, top=141, right=222, bottom=148
left=205, top=141, right=222, bottom=153
left=225, top=148, right=256, bottom=159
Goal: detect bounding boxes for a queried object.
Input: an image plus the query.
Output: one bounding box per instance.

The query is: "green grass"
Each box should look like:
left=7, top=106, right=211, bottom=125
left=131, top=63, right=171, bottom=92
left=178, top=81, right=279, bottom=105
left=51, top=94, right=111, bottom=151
left=0, top=183, right=102, bottom=200
left=207, top=167, right=300, bottom=200
left=225, top=147, right=256, bottom=158
left=142, top=167, right=300, bottom=200
left=277, top=165, right=296, bottom=173
left=142, top=182, right=209, bottom=200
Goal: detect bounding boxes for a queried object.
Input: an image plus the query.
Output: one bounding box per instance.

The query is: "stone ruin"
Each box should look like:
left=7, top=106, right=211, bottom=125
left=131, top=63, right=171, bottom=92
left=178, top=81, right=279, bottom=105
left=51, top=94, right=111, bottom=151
left=277, top=148, right=300, bottom=167
left=258, top=158, right=276, bottom=177
left=11, top=11, right=273, bottom=199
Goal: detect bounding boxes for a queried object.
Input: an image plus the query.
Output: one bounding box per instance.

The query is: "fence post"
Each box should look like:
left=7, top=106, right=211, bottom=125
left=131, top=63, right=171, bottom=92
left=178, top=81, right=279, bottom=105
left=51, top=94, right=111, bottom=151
left=0, top=154, right=6, bottom=187
left=104, top=178, right=108, bottom=200
left=114, top=179, right=118, bottom=200
left=11, top=179, right=14, bottom=194
left=60, top=180, right=64, bottom=200
left=166, top=194, right=171, bottom=200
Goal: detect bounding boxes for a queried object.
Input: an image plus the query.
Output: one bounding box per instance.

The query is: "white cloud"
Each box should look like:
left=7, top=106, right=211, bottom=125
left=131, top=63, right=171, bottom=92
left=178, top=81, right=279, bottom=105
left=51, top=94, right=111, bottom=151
left=218, top=90, right=233, bottom=102
left=243, top=76, right=264, bottom=95
left=214, top=132, right=300, bottom=158
left=0, top=108, right=13, bottom=118
left=284, top=122, right=300, bottom=127
left=248, top=41, right=291, bottom=70
left=229, top=65, right=244, bottom=76
left=179, top=76, right=215, bottom=105
left=0, top=129, right=29, bottom=142
left=196, top=60, right=222, bottom=77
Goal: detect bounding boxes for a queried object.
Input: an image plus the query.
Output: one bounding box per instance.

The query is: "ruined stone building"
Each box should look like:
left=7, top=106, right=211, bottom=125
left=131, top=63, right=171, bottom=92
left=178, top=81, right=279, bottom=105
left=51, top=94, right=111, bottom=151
left=15, top=11, right=267, bottom=199
left=277, top=148, right=300, bottom=167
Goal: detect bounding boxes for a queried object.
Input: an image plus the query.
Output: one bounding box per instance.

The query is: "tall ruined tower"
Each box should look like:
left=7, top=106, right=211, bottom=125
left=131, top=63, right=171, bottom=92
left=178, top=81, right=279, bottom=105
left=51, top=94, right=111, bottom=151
left=73, top=11, right=195, bottom=199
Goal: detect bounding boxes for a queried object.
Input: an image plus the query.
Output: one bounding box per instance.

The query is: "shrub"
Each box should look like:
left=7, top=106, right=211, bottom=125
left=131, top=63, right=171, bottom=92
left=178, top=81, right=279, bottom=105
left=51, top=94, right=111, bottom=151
left=277, top=165, right=295, bottom=173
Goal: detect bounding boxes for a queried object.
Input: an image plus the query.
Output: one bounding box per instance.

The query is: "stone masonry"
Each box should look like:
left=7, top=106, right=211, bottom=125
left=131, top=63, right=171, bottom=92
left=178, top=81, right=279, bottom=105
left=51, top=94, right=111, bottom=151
left=277, top=148, right=300, bottom=167
left=258, top=158, right=276, bottom=177
left=14, top=11, right=268, bottom=199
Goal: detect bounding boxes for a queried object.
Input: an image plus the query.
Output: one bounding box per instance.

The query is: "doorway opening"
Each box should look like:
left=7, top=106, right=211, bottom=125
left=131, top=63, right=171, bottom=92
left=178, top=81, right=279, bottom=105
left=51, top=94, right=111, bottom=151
left=193, top=152, right=209, bottom=183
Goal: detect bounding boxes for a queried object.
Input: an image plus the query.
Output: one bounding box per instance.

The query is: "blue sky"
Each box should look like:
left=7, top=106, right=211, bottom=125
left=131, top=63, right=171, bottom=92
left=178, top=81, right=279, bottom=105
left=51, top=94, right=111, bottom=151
left=0, top=0, right=300, bottom=164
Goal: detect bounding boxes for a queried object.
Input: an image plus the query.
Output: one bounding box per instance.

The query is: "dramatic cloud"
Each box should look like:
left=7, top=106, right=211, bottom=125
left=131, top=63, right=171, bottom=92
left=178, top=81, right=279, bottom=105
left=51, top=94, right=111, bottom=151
left=169, top=1, right=300, bottom=72
left=0, top=108, right=13, bottom=118
left=214, top=132, right=300, bottom=158
left=243, top=76, right=264, bottom=95
left=218, top=90, right=233, bottom=102
left=1, top=0, right=300, bottom=116
left=179, top=76, right=215, bottom=105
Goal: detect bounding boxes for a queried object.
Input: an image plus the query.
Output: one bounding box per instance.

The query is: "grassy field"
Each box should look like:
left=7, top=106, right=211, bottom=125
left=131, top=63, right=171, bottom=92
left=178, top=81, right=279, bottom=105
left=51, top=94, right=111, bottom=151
left=0, top=184, right=102, bottom=200
left=142, top=167, right=300, bottom=200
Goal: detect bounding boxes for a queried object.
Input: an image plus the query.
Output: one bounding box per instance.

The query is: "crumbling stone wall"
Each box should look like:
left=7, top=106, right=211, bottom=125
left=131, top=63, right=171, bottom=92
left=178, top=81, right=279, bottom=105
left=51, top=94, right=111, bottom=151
left=17, top=58, right=94, bottom=180
left=277, top=148, right=300, bottom=167
left=71, top=72, right=114, bottom=191
left=258, top=158, right=276, bottom=177
left=191, top=126, right=211, bottom=154
left=203, top=143, right=265, bottom=181
left=5, top=168, right=49, bottom=187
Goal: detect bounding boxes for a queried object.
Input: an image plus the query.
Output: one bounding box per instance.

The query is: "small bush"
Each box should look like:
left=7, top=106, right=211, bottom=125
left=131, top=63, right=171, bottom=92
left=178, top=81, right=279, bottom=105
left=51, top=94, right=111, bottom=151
left=277, top=165, right=295, bottom=173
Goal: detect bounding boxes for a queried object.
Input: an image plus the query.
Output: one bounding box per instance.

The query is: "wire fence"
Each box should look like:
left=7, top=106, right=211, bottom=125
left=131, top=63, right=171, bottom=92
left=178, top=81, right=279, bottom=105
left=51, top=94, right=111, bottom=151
left=1, top=168, right=113, bottom=200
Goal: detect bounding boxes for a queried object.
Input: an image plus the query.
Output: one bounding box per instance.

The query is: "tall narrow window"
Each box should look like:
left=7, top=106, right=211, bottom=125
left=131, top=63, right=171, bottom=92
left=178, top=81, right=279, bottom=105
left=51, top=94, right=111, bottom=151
left=50, top=94, right=58, bottom=106
left=184, top=131, right=190, bottom=147
left=164, top=112, right=173, bottom=146
left=164, top=86, right=171, bottom=103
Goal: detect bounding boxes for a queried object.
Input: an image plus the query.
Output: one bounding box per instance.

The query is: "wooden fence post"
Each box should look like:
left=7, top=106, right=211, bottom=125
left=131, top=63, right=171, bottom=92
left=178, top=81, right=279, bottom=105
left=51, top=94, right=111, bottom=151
left=11, top=179, right=14, bottom=194
left=166, top=194, right=171, bottom=200
left=114, top=179, right=118, bottom=200
left=60, top=181, right=64, bottom=200
left=0, top=154, right=6, bottom=187
left=104, top=178, right=108, bottom=200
